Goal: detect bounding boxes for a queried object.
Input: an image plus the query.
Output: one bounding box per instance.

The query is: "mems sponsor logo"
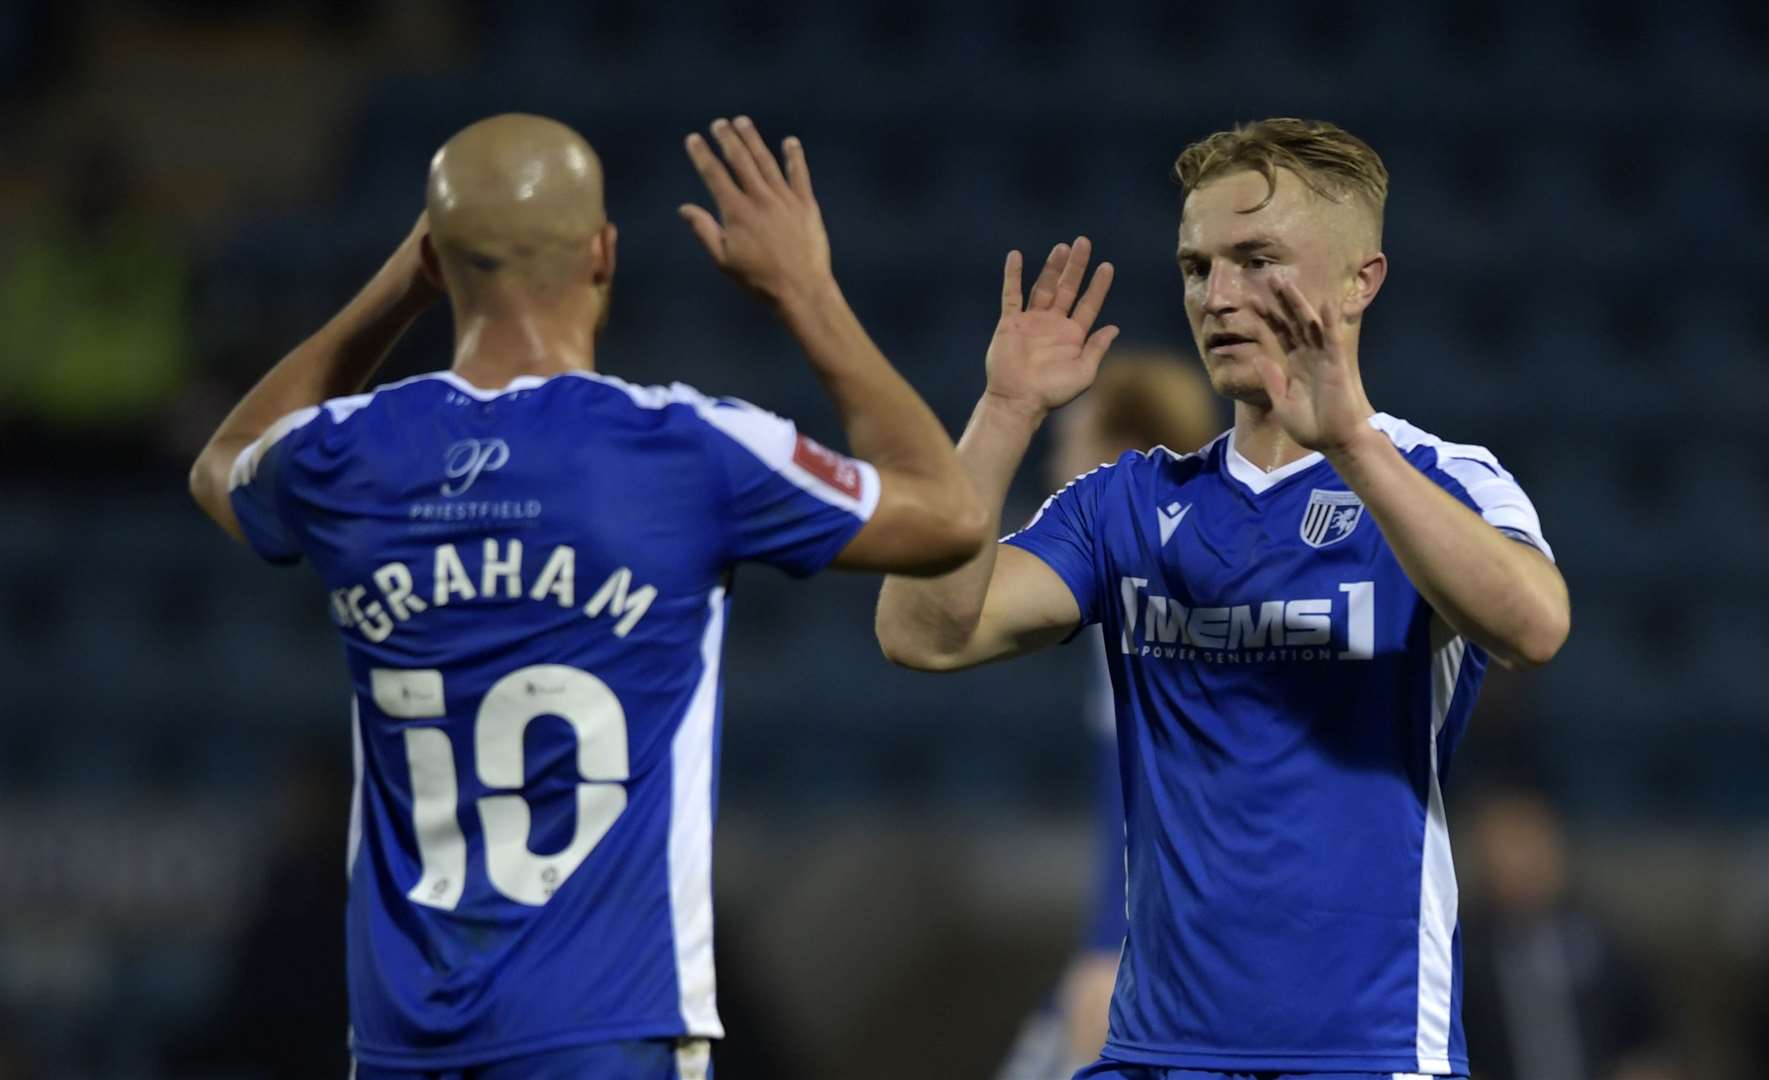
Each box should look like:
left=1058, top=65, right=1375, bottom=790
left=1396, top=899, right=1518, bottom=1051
left=329, top=540, right=656, bottom=643
left=1118, top=576, right=1375, bottom=663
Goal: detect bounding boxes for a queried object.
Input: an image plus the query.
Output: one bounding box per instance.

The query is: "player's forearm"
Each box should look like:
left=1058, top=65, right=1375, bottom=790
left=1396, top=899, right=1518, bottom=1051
left=875, top=392, right=1042, bottom=667
left=1328, top=430, right=1570, bottom=669
left=189, top=249, right=435, bottom=534
left=776, top=281, right=948, bottom=468
left=775, top=280, right=982, bottom=534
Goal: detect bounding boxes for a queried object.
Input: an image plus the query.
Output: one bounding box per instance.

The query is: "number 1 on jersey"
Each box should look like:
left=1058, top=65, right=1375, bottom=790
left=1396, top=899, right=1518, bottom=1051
left=1339, top=581, right=1374, bottom=661
left=390, top=663, right=631, bottom=909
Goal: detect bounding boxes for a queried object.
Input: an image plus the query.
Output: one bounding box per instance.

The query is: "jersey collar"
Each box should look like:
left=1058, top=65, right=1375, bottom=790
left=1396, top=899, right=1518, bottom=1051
left=435, top=371, right=552, bottom=399
left=1223, top=438, right=1325, bottom=495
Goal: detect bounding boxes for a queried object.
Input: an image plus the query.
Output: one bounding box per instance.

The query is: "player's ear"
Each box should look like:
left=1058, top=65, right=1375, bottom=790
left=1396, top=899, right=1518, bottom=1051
left=419, top=235, right=446, bottom=293
left=1344, top=251, right=1386, bottom=319
left=590, top=222, right=618, bottom=286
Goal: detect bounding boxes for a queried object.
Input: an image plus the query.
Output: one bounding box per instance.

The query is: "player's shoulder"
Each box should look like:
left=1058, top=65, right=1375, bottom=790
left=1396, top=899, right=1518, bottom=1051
left=552, top=370, right=715, bottom=417
left=1103, top=429, right=1232, bottom=482
left=1043, top=429, right=1228, bottom=504
left=1030, top=432, right=1228, bottom=530
left=279, top=369, right=767, bottom=441
left=1145, top=428, right=1233, bottom=483
left=228, top=372, right=458, bottom=490
left=550, top=371, right=786, bottom=446
left=256, top=371, right=462, bottom=446
left=1369, top=412, right=1538, bottom=518
left=1369, top=412, right=1509, bottom=473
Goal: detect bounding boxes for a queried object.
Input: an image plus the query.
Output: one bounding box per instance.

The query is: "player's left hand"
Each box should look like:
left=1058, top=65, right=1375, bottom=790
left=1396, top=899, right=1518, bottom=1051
left=1248, top=272, right=1376, bottom=456
left=678, top=116, right=833, bottom=309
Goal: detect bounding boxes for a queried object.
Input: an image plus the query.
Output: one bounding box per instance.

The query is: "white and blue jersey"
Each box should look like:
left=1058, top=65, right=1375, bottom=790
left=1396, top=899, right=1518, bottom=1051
left=1004, top=414, right=1550, bottom=1077
left=227, top=370, right=878, bottom=1069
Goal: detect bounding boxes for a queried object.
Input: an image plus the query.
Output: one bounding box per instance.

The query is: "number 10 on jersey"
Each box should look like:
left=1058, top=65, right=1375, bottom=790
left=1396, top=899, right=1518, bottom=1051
left=374, top=664, right=631, bottom=909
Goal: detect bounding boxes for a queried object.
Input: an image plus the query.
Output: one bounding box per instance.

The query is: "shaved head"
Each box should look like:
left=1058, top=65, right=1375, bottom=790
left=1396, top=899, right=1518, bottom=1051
left=426, top=114, right=610, bottom=299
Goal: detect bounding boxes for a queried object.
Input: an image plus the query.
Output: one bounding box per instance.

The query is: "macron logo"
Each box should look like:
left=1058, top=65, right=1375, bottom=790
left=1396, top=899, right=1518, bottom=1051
left=1158, top=502, right=1192, bottom=546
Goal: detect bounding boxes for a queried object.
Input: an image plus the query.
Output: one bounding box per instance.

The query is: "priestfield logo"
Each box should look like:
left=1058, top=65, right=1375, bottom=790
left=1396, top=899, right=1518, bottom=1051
left=442, top=438, right=510, bottom=496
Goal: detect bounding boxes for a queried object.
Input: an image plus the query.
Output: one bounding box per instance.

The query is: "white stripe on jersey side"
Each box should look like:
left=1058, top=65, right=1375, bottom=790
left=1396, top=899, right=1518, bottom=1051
left=668, top=586, right=726, bottom=1038
left=1416, top=615, right=1465, bottom=1075
left=347, top=698, right=364, bottom=879
left=674, top=1038, right=712, bottom=1080
left=1369, top=413, right=1554, bottom=562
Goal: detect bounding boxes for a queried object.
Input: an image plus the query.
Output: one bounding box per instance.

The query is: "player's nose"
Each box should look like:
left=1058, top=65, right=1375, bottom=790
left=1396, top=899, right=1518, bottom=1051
left=1201, top=261, right=1241, bottom=314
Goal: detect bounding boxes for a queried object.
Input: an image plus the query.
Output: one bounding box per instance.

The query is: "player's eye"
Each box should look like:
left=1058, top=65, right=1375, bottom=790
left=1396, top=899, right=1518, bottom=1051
left=1246, top=256, right=1273, bottom=271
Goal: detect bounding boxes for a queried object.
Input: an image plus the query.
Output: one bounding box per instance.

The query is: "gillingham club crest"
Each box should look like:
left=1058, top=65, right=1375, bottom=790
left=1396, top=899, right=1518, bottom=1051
left=1300, top=488, right=1366, bottom=548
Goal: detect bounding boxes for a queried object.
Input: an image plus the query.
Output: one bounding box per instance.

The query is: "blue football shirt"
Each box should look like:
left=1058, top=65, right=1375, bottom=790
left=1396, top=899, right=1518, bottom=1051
left=227, top=370, right=878, bottom=1068
left=1004, top=414, right=1551, bottom=1076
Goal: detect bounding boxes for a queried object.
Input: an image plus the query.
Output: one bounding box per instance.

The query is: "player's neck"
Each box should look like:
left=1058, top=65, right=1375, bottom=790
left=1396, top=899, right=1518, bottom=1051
left=1230, top=404, right=1316, bottom=473
left=447, top=306, right=598, bottom=390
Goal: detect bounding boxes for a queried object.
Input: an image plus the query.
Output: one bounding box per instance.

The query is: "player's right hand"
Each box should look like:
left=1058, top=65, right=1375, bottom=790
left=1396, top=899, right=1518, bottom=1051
left=679, top=117, right=832, bottom=307
left=984, top=238, right=1119, bottom=420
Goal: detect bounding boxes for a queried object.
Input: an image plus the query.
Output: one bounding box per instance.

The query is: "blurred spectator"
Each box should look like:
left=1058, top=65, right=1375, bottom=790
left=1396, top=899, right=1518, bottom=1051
left=0, top=138, right=191, bottom=453
left=1461, top=788, right=1678, bottom=1080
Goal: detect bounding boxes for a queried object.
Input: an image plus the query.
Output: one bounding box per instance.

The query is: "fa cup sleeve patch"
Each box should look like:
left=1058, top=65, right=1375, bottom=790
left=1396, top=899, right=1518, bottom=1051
left=792, top=434, right=864, bottom=500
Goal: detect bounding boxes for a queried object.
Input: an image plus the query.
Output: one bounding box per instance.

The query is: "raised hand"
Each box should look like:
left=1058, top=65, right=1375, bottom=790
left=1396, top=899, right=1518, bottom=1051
left=397, top=210, right=445, bottom=305
left=679, top=116, right=832, bottom=307
left=984, top=237, right=1119, bottom=419
left=1248, top=272, right=1376, bottom=455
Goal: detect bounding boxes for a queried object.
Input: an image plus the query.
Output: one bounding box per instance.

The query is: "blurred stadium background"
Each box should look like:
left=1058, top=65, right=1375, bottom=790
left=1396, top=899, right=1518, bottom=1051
left=1, top=1, right=1766, bottom=1078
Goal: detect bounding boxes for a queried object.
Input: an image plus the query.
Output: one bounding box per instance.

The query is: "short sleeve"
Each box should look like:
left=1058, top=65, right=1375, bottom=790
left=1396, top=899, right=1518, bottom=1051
left=693, top=397, right=881, bottom=577
left=1425, top=446, right=1555, bottom=563
left=1000, top=460, right=1114, bottom=626
left=227, top=406, right=321, bottom=565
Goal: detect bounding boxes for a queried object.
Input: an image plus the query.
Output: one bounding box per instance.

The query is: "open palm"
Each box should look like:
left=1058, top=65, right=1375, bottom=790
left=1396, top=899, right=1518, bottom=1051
left=985, top=237, right=1119, bottom=416
left=1248, top=271, right=1376, bottom=454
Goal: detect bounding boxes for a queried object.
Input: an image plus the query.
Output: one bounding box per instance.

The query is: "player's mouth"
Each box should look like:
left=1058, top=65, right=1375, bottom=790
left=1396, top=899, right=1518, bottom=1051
left=1205, top=331, right=1257, bottom=353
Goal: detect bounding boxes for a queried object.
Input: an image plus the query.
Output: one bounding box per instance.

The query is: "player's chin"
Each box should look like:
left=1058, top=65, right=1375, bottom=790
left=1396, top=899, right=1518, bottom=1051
left=1204, top=360, right=1267, bottom=406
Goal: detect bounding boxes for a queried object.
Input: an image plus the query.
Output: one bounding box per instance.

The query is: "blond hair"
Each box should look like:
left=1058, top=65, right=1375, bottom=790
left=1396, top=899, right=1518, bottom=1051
left=1173, top=118, right=1388, bottom=235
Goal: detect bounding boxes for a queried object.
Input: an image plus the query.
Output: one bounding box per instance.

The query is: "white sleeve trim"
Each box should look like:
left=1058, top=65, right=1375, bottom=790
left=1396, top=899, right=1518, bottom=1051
left=692, top=397, right=880, bottom=520
left=227, top=405, right=322, bottom=491
left=1369, top=413, right=1554, bottom=563
left=1004, top=460, right=1113, bottom=542
left=543, top=371, right=887, bottom=520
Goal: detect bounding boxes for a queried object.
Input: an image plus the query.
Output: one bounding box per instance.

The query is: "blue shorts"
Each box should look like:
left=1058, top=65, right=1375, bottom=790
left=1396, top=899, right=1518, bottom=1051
left=1073, top=1065, right=1464, bottom=1080
left=353, top=1038, right=712, bottom=1080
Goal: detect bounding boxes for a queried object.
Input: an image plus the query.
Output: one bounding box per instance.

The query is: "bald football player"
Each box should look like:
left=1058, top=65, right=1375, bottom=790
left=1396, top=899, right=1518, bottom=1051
left=190, top=114, right=1013, bottom=1079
